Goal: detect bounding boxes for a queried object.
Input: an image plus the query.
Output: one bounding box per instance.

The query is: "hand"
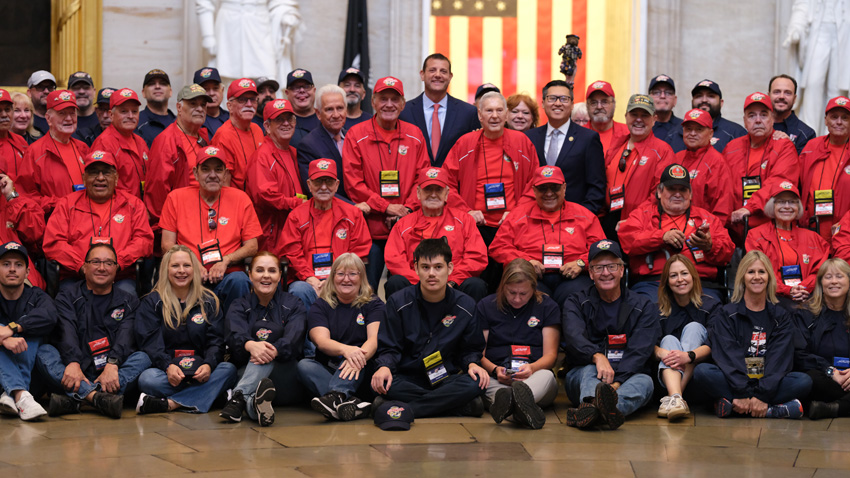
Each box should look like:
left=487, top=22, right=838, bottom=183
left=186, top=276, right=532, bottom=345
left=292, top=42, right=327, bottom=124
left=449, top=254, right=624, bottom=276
left=749, top=397, right=768, bottom=418
left=772, top=130, right=790, bottom=141
left=2, top=336, right=27, bottom=354
left=732, top=398, right=751, bottom=414
left=341, top=345, right=368, bottom=370
left=468, top=363, right=490, bottom=389
left=371, top=366, right=393, bottom=394
left=0, top=325, right=11, bottom=341
left=94, top=363, right=121, bottom=394
left=731, top=208, right=751, bottom=224
left=512, top=363, right=533, bottom=381
left=495, top=366, right=514, bottom=386
left=662, top=350, right=690, bottom=371
left=0, top=174, right=16, bottom=198
left=790, top=284, right=810, bottom=302
left=61, top=362, right=90, bottom=393
left=193, top=364, right=212, bottom=383
left=385, top=204, right=409, bottom=218
left=206, top=260, right=230, bottom=284
left=246, top=340, right=277, bottom=365
left=615, top=220, right=625, bottom=232
left=689, top=227, right=712, bottom=251
left=663, top=229, right=686, bottom=249
left=835, top=369, right=850, bottom=391
left=355, top=202, right=371, bottom=215
left=305, top=276, right=325, bottom=295
left=469, top=210, right=485, bottom=225
left=338, top=360, right=361, bottom=381
left=202, top=35, right=217, bottom=56
left=528, top=260, right=546, bottom=278
left=166, top=364, right=185, bottom=387
left=594, top=355, right=615, bottom=384
left=498, top=211, right=510, bottom=226
left=560, top=261, right=582, bottom=279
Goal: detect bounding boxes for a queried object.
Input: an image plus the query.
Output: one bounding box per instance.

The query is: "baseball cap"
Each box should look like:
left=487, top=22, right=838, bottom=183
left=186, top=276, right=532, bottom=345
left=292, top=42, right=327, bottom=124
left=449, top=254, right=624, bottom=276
left=143, top=69, right=171, bottom=87
left=626, top=94, right=655, bottom=115
left=0, top=89, right=12, bottom=104
left=110, top=88, right=141, bottom=109
left=171, top=355, right=203, bottom=377
left=197, top=146, right=229, bottom=167
left=227, top=78, right=258, bottom=100
left=660, top=163, right=691, bottom=189
left=27, top=70, right=56, bottom=88
left=338, top=67, right=366, bottom=85
left=532, top=166, right=566, bottom=186
left=648, top=74, right=675, bottom=93
left=308, top=159, right=338, bottom=180
left=691, top=79, right=722, bottom=98
left=0, top=242, right=29, bottom=263
left=46, top=90, right=78, bottom=111
left=586, top=80, right=615, bottom=99
left=96, top=88, right=117, bottom=105
left=588, top=239, right=623, bottom=262
left=374, top=400, right=414, bottom=431
left=374, top=76, right=404, bottom=96
left=177, top=84, right=213, bottom=103
left=68, top=71, right=94, bottom=89
left=193, top=67, right=222, bottom=85
left=744, top=92, right=772, bottom=111
left=263, top=98, right=295, bottom=121
left=418, top=167, right=449, bottom=188
left=475, top=83, right=500, bottom=101
left=286, top=69, right=314, bottom=88
left=681, top=108, right=713, bottom=129
left=255, top=76, right=280, bottom=92
left=770, top=180, right=800, bottom=199
left=84, top=150, right=118, bottom=169
left=826, top=96, right=850, bottom=115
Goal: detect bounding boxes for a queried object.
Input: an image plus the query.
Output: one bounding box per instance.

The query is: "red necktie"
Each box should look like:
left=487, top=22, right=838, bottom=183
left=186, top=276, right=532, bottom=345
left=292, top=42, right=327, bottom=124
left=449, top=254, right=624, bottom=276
left=431, top=104, right=441, bottom=158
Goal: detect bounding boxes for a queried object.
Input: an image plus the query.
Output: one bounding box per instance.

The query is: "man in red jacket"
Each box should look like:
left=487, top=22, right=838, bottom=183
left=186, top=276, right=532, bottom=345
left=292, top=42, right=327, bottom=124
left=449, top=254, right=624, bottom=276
left=91, top=88, right=149, bottom=199
left=618, top=163, right=734, bottom=302
left=342, top=76, right=429, bottom=288
left=17, top=90, right=90, bottom=215
left=385, top=167, right=488, bottom=301
left=44, top=150, right=154, bottom=297
left=0, top=89, right=28, bottom=178
left=211, top=78, right=264, bottom=189
left=0, top=173, right=46, bottom=289
left=587, top=80, right=629, bottom=154
left=281, top=159, right=371, bottom=308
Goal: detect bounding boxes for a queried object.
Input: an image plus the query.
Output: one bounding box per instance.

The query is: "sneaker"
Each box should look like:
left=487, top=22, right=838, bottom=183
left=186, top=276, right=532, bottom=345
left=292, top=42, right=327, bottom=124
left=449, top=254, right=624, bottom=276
left=714, top=398, right=733, bottom=418
left=666, top=395, right=690, bottom=421
left=766, top=399, right=804, bottom=419
left=459, top=396, right=484, bottom=417
left=370, top=395, right=385, bottom=418
left=220, top=390, right=246, bottom=423
left=135, top=393, right=169, bottom=415
left=566, top=402, right=599, bottom=428
left=337, top=396, right=372, bottom=421
left=0, top=392, right=18, bottom=416
left=489, top=388, right=514, bottom=424
left=593, top=383, right=624, bottom=430
left=48, top=393, right=81, bottom=417
left=253, top=378, right=276, bottom=427
left=657, top=396, right=672, bottom=418
left=511, top=381, right=546, bottom=429
left=16, top=391, right=47, bottom=421
left=91, top=392, right=124, bottom=419
left=311, top=391, right=345, bottom=420
left=808, top=400, right=840, bottom=420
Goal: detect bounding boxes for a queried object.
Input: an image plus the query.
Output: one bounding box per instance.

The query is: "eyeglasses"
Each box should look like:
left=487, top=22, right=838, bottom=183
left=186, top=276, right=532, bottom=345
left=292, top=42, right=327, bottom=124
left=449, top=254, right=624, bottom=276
left=208, top=208, right=217, bottom=230
left=32, top=84, right=56, bottom=93
left=649, top=90, right=674, bottom=97
left=335, top=271, right=360, bottom=279
left=545, top=95, right=571, bottom=104
left=534, top=183, right=562, bottom=193
left=618, top=148, right=631, bottom=172
left=234, top=96, right=257, bottom=105
left=590, top=263, right=623, bottom=274
left=775, top=199, right=798, bottom=207
left=288, top=85, right=313, bottom=93
left=589, top=99, right=613, bottom=107
left=86, top=259, right=117, bottom=268
left=86, top=168, right=116, bottom=177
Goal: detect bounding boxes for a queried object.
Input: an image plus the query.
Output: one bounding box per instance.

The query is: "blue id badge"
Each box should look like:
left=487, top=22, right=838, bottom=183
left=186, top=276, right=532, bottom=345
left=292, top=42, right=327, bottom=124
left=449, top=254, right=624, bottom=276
left=780, top=264, right=803, bottom=287
left=312, top=252, right=333, bottom=280
left=73, top=184, right=86, bottom=191
left=834, top=357, right=850, bottom=369
left=484, top=182, right=506, bottom=210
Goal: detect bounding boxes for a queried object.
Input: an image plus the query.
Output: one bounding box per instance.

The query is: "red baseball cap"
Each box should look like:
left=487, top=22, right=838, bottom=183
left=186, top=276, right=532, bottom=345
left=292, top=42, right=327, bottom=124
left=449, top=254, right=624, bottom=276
left=826, top=96, right=850, bottom=114
left=308, top=159, right=337, bottom=180
left=682, top=108, right=713, bottom=129
left=532, top=166, right=566, bottom=186
left=197, top=146, right=229, bottom=167
left=744, top=92, right=772, bottom=111
left=586, top=80, right=615, bottom=99
left=418, top=167, right=449, bottom=188
left=47, top=90, right=78, bottom=111
left=374, top=76, right=404, bottom=96
left=227, top=78, right=258, bottom=100
left=110, top=88, right=141, bottom=109
left=84, top=150, right=118, bottom=169
left=0, top=89, right=11, bottom=104
left=770, top=180, right=800, bottom=199
left=263, top=98, right=294, bottom=121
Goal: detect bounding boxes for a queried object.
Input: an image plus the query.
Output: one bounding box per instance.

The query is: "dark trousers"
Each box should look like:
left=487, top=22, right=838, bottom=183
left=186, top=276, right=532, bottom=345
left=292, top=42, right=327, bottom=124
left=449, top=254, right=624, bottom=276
left=478, top=225, right=502, bottom=294
left=386, top=373, right=484, bottom=418
left=807, top=369, right=850, bottom=416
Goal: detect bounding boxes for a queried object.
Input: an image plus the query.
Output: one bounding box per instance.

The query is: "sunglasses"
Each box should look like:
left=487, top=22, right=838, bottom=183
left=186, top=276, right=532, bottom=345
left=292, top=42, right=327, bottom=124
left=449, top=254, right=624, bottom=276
left=208, top=208, right=217, bottom=230
left=618, top=148, right=631, bottom=172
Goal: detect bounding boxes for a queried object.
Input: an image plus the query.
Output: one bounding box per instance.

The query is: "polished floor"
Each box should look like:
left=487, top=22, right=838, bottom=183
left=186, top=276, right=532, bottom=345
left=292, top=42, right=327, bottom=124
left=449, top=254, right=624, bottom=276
left=2, top=390, right=848, bottom=478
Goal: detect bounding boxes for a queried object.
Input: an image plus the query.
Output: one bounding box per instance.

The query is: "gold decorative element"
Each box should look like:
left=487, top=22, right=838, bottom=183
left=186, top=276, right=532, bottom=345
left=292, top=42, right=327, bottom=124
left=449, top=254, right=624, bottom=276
left=52, top=0, right=102, bottom=88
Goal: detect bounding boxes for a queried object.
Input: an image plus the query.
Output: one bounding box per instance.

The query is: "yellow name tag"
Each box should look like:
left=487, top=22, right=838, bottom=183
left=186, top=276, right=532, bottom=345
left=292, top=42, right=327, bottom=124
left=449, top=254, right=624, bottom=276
left=423, top=351, right=443, bottom=369
left=296, top=193, right=308, bottom=200
left=380, top=170, right=399, bottom=182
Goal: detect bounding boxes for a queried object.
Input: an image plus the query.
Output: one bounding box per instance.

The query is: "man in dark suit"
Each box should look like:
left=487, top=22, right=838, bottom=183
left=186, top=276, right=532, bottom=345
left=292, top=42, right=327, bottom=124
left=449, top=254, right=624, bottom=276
left=400, top=53, right=480, bottom=167
left=525, top=80, right=606, bottom=215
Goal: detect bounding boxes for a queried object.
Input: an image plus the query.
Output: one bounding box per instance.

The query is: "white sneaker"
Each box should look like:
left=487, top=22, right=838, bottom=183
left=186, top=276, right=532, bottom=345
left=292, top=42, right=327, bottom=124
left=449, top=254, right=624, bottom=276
left=657, top=395, right=672, bottom=418
left=0, top=392, right=18, bottom=416
left=667, top=395, right=691, bottom=421
left=16, top=391, right=47, bottom=421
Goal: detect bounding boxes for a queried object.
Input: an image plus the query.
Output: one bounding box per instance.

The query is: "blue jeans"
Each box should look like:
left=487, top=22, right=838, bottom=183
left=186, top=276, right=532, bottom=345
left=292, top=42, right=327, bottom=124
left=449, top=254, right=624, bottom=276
left=212, top=271, right=251, bottom=315
left=296, top=358, right=366, bottom=398
left=386, top=372, right=484, bottom=418
left=631, top=281, right=723, bottom=304
left=538, top=273, right=593, bottom=306
left=564, top=364, right=654, bottom=417
left=691, top=363, right=813, bottom=405
left=657, top=322, right=707, bottom=385
left=234, top=360, right=306, bottom=419
left=0, top=336, right=40, bottom=393
left=284, top=281, right=318, bottom=357
left=36, top=345, right=151, bottom=399
left=366, top=240, right=386, bottom=293
left=138, top=362, right=237, bottom=413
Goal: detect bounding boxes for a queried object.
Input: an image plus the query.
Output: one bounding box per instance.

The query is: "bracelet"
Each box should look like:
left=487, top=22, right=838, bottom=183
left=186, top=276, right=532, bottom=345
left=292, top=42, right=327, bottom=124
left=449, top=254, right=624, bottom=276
left=826, top=366, right=835, bottom=377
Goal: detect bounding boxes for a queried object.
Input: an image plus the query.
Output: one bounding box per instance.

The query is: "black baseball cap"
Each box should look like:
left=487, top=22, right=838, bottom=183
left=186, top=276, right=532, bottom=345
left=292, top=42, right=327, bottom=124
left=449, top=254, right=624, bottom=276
left=171, top=355, right=202, bottom=377
left=286, top=69, right=314, bottom=88
left=338, top=67, right=366, bottom=85
left=649, top=74, right=675, bottom=93
left=588, top=240, right=623, bottom=262
left=475, top=83, right=500, bottom=101
left=373, top=400, right=414, bottom=431
left=96, top=88, right=118, bottom=105
left=68, top=71, right=94, bottom=88
left=143, top=69, right=171, bottom=87
left=255, top=76, right=280, bottom=92
left=0, top=242, right=29, bottom=263
left=691, top=79, right=722, bottom=98
left=660, top=163, right=691, bottom=189
left=193, top=67, right=222, bottom=85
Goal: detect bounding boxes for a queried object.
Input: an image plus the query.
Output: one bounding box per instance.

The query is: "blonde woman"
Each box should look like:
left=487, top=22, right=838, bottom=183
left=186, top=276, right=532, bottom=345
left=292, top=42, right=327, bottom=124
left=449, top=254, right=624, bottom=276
left=0, top=91, right=29, bottom=177
left=134, top=245, right=236, bottom=414
left=11, top=92, right=41, bottom=145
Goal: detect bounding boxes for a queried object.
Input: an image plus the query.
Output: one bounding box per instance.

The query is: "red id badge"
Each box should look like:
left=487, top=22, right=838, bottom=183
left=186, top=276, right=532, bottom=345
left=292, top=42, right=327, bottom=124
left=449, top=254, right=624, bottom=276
left=542, top=244, right=564, bottom=269
left=198, top=239, right=223, bottom=266
left=174, top=349, right=196, bottom=358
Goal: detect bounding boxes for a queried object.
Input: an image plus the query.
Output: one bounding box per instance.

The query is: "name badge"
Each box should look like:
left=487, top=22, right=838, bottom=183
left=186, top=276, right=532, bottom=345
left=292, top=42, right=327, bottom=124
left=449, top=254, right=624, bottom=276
left=742, top=176, right=761, bottom=206
left=780, top=264, right=803, bottom=287
left=423, top=350, right=448, bottom=386
left=746, top=356, right=765, bottom=379
left=484, top=182, right=506, bottom=210
left=312, top=252, right=333, bottom=280
left=687, top=240, right=705, bottom=263
left=140, top=180, right=145, bottom=194
left=815, top=189, right=834, bottom=216
left=834, top=356, right=850, bottom=369
left=73, top=184, right=86, bottom=192
left=542, top=244, right=564, bottom=269
left=607, top=334, right=627, bottom=363
left=295, top=193, right=308, bottom=200
left=609, top=184, right=625, bottom=212
left=198, top=238, right=223, bottom=266
left=380, top=170, right=400, bottom=197
left=174, top=349, right=196, bottom=358
left=89, top=337, right=111, bottom=371
left=90, top=236, right=113, bottom=246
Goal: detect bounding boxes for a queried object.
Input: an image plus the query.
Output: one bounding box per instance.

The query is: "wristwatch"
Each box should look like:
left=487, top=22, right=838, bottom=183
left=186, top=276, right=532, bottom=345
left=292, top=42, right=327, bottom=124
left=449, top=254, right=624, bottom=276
left=826, top=366, right=835, bottom=377
left=7, top=322, right=19, bottom=334
left=5, top=191, right=18, bottom=201
left=107, top=357, right=121, bottom=366
left=576, top=259, right=586, bottom=269
left=687, top=351, right=696, bottom=363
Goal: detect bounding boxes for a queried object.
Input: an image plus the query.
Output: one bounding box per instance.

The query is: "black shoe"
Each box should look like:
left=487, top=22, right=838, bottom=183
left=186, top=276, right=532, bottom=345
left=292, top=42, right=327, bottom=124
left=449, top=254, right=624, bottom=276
left=511, top=381, right=546, bottom=429
left=254, top=378, right=276, bottom=427
left=48, top=394, right=81, bottom=417
left=370, top=395, right=385, bottom=418
left=566, top=402, right=599, bottom=428
left=337, top=396, right=372, bottom=421
left=311, top=391, right=345, bottom=420
left=460, top=396, right=484, bottom=417
left=808, top=400, right=840, bottom=420
left=220, top=390, right=246, bottom=423
left=135, top=393, right=169, bottom=415
left=489, top=388, right=514, bottom=424
left=593, top=383, right=625, bottom=430
left=92, top=392, right=124, bottom=419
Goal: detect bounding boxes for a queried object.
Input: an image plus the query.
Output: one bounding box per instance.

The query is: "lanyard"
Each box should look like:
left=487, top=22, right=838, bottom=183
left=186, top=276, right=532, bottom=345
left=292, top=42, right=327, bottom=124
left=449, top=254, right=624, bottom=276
left=745, top=140, right=770, bottom=177
left=87, top=197, right=114, bottom=237
left=371, top=118, right=402, bottom=172
left=774, top=221, right=799, bottom=266
left=272, top=147, right=299, bottom=193
left=177, top=123, right=204, bottom=164
left=816, top=139, right=849, bottom=191
left=480, top=133, right=506, bottom=183
left=235, top=126, right=259, bottom=174
left=308, top=203, right=332, bottom=253
left=49, top=133, right=84, bottom=187
left=611, top=141, right=638, bottom=189
left=539, top=205, right=563, bottom=244
left=198, top=191, right=221, bottom=241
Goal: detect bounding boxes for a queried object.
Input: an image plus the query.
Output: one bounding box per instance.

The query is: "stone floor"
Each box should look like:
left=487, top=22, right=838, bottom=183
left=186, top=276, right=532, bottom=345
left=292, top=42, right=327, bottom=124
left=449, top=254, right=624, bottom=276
left=2, top=391, right=849, bottom=478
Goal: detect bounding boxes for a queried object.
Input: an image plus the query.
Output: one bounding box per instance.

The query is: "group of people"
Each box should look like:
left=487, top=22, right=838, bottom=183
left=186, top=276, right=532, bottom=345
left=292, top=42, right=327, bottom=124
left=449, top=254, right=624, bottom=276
left=0, top=51, right=849, bottom=430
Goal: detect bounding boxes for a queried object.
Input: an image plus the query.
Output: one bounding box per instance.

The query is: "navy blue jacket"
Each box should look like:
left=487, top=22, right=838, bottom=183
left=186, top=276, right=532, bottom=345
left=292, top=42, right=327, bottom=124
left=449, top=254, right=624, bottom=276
left=136, top=108, right=176, bottom=148
left=289, top=113, right=320, bottom=149
left=226, top=288, right=307, bottom=367
left=0, top=285, right=57, bottom=337
left=204, top=107, right=230, bottom=138
left=526, top=122, right=607, bottom=214
left=659, top=295, right=722, bottom=343
left=773, top=112, right=816, bottom=155
left=562, top=287, right=661, bottom=383
left=53, top=281, right=139, bottom=377
left=375, top=285, right=484, bottom=376
left=399, top=93, right=480, bottom=167
left=33, top=115, right=48, bottom=136
left=135, top=291, right=225, bottom=371
left=296, top=125, right=350, bottom=201
left=477, top=293, right=560, bottom=365
left=712, top=301, right=795, bottom=401
left=794, top=308, right=850, bottom=372
left=667, top=115, right=747, bottom=153
left=653, top=114, right=683, bottom=148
